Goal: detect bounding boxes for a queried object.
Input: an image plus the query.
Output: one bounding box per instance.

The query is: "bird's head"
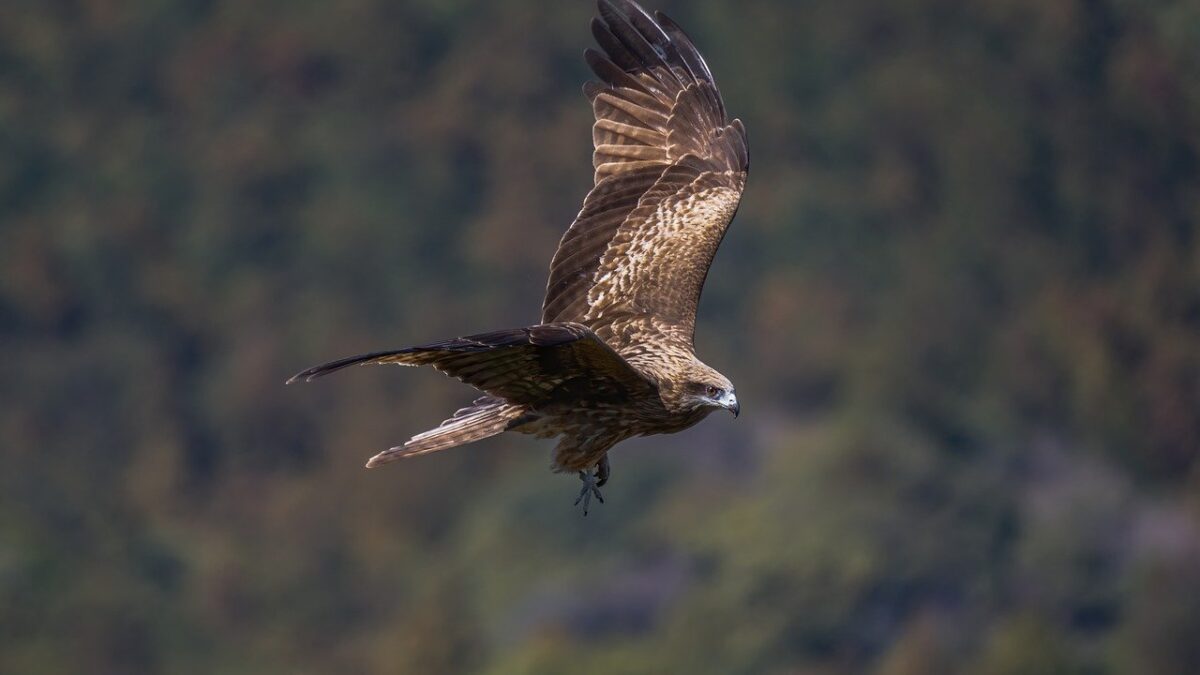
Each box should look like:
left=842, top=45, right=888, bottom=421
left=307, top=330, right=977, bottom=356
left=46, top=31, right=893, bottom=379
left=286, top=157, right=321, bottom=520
left=683, top=367, right=739, bottom=418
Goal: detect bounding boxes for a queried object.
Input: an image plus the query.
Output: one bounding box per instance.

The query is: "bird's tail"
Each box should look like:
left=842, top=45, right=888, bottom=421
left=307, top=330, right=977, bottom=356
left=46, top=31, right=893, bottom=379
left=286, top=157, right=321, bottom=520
left=365, top=397, right=527, bottom=468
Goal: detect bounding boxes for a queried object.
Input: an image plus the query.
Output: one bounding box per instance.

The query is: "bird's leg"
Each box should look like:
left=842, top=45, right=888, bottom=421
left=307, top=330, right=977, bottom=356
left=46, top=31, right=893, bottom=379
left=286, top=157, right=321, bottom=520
left=595, top=454, right=610, bottom=487
left=574, top=460, right=607, bottom=516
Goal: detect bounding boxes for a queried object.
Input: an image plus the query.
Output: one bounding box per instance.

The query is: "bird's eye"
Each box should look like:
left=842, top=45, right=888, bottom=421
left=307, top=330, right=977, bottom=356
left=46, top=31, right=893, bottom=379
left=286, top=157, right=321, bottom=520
left=706, top=385, right=720, bottom=397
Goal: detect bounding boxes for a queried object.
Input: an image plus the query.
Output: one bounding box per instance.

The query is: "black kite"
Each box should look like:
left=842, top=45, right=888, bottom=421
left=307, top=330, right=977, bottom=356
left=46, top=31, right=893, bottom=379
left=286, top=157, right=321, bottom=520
left=289, top=0, right=748, bottom=514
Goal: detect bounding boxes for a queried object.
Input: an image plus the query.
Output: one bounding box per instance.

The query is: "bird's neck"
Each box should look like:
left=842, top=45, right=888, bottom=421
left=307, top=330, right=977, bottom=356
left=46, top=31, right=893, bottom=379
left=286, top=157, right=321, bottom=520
left=627, top=352, right=715, bottom=414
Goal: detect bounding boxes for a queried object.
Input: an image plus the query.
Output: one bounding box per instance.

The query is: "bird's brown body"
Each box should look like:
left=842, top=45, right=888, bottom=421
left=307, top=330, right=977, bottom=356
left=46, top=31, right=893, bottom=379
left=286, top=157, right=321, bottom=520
left=512, top=349, right=719, bottom=473
left=289, top=0, right=748, bottom=511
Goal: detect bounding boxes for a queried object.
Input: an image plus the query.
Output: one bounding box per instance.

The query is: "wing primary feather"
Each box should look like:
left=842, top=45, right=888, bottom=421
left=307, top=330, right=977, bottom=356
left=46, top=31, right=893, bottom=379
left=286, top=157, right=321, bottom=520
left=597, top=1, right=680, bottom=88
left=593, top=92, right=667, bottom=128
left=585, top=48, right=648, bottom=93
left=286, top=349, right=413, bottom=383
left=594, top=118, right=665, bottom=146
left=616, top=0, right=690, bottom=79
left=653, top=11, right=716, bottom=85
left=591, top=17, right=642, bottom=73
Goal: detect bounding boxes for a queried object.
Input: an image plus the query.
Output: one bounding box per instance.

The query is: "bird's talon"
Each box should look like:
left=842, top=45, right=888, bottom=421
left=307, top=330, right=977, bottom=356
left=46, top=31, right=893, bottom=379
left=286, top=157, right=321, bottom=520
left=575, top=468, right=605, bottom=516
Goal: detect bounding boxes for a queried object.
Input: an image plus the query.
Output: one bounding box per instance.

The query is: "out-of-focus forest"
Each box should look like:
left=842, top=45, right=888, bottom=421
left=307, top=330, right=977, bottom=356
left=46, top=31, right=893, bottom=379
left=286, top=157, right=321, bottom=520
left=2, top=0, right=1199, bottom=672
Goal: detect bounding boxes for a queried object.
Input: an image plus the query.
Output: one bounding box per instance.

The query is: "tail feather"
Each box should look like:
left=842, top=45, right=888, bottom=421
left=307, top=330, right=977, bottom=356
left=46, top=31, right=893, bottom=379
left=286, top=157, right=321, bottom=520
left=365, top=397, right=527, bottom=467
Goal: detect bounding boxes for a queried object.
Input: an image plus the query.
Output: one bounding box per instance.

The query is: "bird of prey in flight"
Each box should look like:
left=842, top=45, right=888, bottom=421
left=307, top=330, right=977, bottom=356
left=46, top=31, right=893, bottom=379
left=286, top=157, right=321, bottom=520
left=289, top=0, right=748, bottom=514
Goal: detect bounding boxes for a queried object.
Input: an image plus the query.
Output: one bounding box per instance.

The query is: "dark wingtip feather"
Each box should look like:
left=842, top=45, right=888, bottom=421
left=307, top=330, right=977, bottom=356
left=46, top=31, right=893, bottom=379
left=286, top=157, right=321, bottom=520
left=596, top=0, right=673, bottom=77
left=285, top=364, right=338, bottom=384
left=285, top=365, right=331, bottom=384
left=586, top=48, right=652, bottom=93
left=618, top=0, right=675, bottom=54
left=592, top=16, right=641, bottom=72
left=652, top=10, right=715, bottom=84
left=285, top=349, right=408, bottom=384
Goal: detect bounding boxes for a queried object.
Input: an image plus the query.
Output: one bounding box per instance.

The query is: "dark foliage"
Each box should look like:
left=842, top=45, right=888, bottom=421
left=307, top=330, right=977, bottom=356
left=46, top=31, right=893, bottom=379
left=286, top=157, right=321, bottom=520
left=1, top=0, right=1198, bottom=672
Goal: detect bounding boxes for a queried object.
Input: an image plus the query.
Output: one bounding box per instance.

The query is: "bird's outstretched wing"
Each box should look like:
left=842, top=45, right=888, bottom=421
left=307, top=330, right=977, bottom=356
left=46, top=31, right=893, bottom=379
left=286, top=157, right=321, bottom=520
left=287, top=322, right=655, bottom=404
left=542, top=0, right=748, bottom=354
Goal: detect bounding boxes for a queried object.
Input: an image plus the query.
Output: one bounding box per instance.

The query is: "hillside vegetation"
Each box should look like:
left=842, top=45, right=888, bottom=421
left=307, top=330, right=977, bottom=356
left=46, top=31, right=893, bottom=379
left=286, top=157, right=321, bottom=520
left=2, top=1, right=1198, bottom=672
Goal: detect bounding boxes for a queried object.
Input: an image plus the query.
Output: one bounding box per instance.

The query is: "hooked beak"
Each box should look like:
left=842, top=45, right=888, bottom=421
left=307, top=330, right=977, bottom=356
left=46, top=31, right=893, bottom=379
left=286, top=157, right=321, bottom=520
left=718, top=390, right=740, bottom=418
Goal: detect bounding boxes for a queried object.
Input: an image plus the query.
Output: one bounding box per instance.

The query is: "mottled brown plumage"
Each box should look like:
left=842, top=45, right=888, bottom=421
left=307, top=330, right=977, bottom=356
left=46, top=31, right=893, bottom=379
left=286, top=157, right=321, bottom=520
left=288, top=0, right=748, bottom=512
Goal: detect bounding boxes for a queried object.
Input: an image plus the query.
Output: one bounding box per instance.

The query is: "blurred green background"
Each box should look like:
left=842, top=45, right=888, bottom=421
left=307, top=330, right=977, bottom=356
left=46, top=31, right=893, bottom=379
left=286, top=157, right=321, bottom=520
left=3, top=0, right=1199, bottom=673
